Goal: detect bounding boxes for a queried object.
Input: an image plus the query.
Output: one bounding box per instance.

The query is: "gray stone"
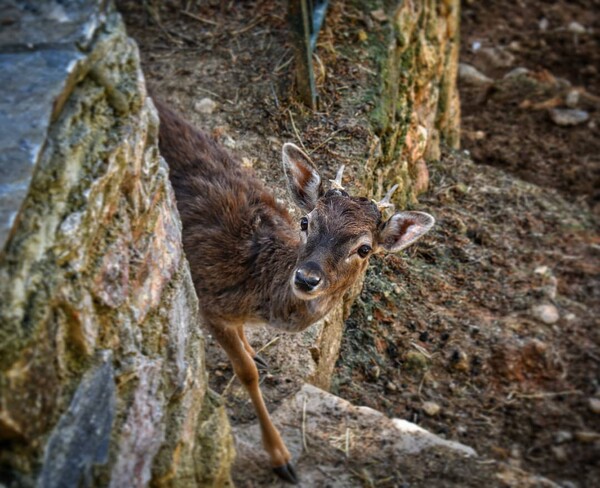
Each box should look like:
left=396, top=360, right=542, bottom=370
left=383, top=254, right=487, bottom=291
left=504, top=67, right=530, bottom=79
left=0, top=49, right=84, bottom=249
left=0, top=0, right=112, bottom=251
left=0, top=0, right=105, bottom=48
left=549, top=108, right=590, bottom=127
left=458, top=63, right=493, bottom=87
left=109, top=358, right=165, bottom=488
left=568, top=22, right=586, bottom=35
left=234, top=384, right=476, bottom=486
left=194, top=97, right=217, bottom=114
left=531, top=303, right=560, bottom=324
left=588, top=397, right=600, bottom=414
left=0, top=1, right=234, bottom=485
left=479, top=47, right=515, bottom=69
left=422, top=401, right=442, bottom=416
left=565, top=90, right=580, bottom=108
left=38, top=352, right=116, bottom=488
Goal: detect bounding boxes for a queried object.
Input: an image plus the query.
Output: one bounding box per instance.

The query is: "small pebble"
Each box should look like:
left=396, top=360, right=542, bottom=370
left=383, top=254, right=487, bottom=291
left=370, top=9, right=387, bottom=23
left=565, top=90, right=580, bottom=108
left=568, top=21, right=586, bottom=34
left=539, top=18, right=549, bottom=31
left=575, top=431, right=600, bottom=443
left=549, top=108, right=589, bottom=126
left=551, top=445, right=567, bottom=463
left=386, top=381, right=398, bottom=392
left=422, top=401, right=441, bottom=416
left=459, top=63, right=493, bottom=86
left=503, top=67, right=529, bottom=79
left=194, top=97, right=217, bottom=114
left=531, top=303, right=560, bottom=325
left=508, top=41, right=521, bottom=51
left=480, top=47, right=515, bottom=69
left=588, top=398, right=600, bottom=414
left=554, top=430, right=573, bottom=443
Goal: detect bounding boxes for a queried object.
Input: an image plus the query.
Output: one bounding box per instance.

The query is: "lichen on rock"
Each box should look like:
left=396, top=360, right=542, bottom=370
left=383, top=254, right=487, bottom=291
left=0, top=2, right=233, bottom=486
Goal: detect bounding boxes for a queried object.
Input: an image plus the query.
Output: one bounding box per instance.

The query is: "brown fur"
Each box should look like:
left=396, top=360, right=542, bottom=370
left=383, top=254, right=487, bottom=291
left=155, top=100, right=379, bottom=333
left=153, top=98, right=428, bottom=477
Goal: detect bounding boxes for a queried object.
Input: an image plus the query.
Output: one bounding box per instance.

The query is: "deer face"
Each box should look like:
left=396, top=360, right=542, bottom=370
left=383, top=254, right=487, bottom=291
left=282, top=143, right=435, bottom=301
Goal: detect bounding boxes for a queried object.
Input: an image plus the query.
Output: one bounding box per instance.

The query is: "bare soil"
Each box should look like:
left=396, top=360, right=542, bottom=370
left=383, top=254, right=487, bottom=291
left=460, top=0, right=600, bottom=210
left=119, top=1, right=600, bottom=486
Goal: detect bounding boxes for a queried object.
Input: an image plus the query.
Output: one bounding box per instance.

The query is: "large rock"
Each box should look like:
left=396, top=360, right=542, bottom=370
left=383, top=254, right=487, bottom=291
left=0, top=1, right=233, bottom=486
left=233, top=384, right=558, bottom=487
left=363, top=0, right=461, bottom=207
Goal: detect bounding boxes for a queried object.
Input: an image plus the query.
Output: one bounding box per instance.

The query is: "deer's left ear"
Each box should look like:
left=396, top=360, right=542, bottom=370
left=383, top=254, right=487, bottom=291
left=282, top=143, right=324, bottom=212
left=377, top=211, right=435, bottom=253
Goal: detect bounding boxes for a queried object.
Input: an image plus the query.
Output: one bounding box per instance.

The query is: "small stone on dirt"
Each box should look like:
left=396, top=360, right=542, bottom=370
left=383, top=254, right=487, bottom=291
left=549, top=108, right=589, bottom=126
left=575, top=431, right=600, bottom=443
left=588, top=397, right=600, bottom=414
left=503, top=67, right=529, bottom=79
left=565, top=90, right=580, bottom=108
left=554, top=430, right=573, bottom=443
left=539, top=18, right=549, bottom=31
left=422, top=401, right=441, bottom=416
left=479, top=47, right=516, bottom=69
left=551, top=445, right=567, bottom=463
left=194, top=97, right=218, bottom=114
left=459, top=63, right=493, bottom=86
left=531, top=304, right=560, bottom=324
left=568, top=21, right=586, bottom=34
left=370, top=9, right=387, bottom=23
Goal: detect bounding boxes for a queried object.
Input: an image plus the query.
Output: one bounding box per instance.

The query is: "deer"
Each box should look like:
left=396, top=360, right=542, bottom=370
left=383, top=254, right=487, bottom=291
left=153, top=98, right=434, bottom=484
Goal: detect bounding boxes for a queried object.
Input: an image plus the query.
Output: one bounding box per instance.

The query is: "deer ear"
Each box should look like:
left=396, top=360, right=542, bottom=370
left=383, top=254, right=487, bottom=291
left=282, top=143, right=323, bottom=212
left=377, top=211, right=434, bottom=253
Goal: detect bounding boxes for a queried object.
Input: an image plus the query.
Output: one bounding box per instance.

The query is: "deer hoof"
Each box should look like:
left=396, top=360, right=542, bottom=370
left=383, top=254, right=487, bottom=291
left=253, top=354, right=269, bottom=371
left=273, top=462, right=298, bottom=484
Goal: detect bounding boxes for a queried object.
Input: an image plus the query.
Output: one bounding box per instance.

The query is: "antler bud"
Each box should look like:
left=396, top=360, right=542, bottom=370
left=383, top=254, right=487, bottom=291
left=375, top=184, right=399, bottom=212
left=329, top=165, right=345, bottom=191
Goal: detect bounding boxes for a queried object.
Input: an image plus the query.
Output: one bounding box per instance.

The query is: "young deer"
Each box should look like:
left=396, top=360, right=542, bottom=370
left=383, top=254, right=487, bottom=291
left=154, top=99, right=434, bottom=484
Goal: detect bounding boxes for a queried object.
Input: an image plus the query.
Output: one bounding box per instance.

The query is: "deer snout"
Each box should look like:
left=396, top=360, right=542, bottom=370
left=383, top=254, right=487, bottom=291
left=293, top=262, right=323, bottom=294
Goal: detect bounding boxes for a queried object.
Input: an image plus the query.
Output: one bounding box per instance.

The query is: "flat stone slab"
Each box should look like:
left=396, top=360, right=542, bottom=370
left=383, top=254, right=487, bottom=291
left=233, top=383, right=480, bottom=487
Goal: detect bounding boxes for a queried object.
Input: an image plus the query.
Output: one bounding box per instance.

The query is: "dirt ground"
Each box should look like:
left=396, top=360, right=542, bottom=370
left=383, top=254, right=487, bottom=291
left=119, top=1, right=599, bottom=486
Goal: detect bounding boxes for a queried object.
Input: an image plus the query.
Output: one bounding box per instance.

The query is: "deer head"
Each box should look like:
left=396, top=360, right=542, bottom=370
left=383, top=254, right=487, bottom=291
left=282, top=143, right=434, bottom=301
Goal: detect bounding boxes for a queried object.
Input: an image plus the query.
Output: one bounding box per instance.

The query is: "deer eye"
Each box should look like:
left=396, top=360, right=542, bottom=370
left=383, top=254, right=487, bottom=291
left=300, top=217, right=309, bottom=231
left=357, top=245, right=372, bottom=258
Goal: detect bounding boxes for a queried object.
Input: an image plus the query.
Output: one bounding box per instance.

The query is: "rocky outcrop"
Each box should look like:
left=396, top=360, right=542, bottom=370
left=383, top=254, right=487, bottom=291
left=364, top=0, right=461, bottom=207
left=0, top=1, right=233, bottom=486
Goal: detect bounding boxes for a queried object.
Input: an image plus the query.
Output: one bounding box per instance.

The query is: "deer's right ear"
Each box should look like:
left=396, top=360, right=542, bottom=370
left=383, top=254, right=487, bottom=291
left=282, top=143, right=323, bottom=212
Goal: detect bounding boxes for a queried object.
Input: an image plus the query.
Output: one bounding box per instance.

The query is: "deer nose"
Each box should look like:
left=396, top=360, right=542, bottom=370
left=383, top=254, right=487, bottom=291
left=294, top=263, right=323, bottom=293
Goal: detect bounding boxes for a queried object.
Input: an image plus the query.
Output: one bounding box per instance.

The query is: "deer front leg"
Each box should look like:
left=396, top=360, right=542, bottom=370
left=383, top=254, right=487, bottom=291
left=210, top=322, right=297, bottom=484
left=237, top=326, right=269, bottom=371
